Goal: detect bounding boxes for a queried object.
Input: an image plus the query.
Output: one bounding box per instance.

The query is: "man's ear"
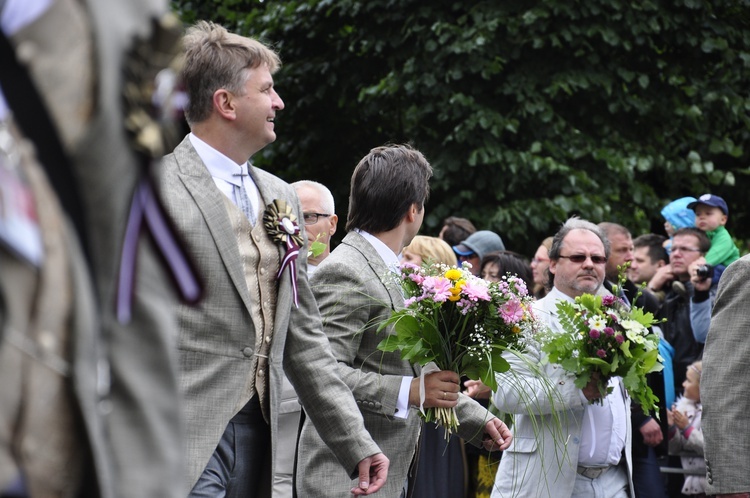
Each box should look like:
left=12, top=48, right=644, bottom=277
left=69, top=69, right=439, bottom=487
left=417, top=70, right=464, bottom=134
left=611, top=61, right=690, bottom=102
left=657, top=260, right=666, bottom=268
left=213, top=89, right=236, bottom=120
left=404, top=203, right=420, bottom=223
left=329, top=214, right=339, bottom=235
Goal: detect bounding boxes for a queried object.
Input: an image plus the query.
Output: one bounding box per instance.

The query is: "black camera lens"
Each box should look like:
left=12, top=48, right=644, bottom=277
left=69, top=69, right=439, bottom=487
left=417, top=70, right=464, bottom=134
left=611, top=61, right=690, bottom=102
left=696, top=264, right=713, bottom=280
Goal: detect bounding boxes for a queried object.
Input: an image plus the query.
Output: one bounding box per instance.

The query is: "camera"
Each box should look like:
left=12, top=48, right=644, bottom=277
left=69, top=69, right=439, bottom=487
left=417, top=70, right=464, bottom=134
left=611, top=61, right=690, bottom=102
left=696, top=264, right=713, bottom=281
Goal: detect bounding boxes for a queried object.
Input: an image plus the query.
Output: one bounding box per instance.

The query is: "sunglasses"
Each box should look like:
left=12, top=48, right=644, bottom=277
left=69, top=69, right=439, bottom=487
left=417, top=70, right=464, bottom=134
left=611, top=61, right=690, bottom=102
left=558, top=254, right=608, bottom=265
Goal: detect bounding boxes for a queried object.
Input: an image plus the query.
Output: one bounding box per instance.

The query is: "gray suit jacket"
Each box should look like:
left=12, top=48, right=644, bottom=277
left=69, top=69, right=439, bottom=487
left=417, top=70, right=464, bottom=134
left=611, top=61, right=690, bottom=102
left=702, top=254, right=750, bottom=494
left=9, top=1, right=185, bottom=496
left=157, top=137, right=380, bottom=490
left=297, top=231, right=495, bottom=497
left=492, top=289, right=634, bottom=498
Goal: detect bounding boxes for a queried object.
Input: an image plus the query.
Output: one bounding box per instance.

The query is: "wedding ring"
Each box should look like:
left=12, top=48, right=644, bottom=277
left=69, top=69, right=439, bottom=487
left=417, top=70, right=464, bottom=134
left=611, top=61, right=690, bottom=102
left=442, top=391, right=447, bottom=400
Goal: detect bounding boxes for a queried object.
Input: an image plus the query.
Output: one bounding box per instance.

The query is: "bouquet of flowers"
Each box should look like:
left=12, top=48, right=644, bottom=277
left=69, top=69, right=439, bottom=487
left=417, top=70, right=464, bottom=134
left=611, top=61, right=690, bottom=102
left=377, top=262, right=537, bottom=436
left=540, top=283, right=664, bottom=415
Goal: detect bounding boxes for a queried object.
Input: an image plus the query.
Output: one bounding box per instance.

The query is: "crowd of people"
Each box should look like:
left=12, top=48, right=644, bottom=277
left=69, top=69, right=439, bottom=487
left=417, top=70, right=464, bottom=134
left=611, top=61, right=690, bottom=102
left=1, top=7, right=748, bottom=498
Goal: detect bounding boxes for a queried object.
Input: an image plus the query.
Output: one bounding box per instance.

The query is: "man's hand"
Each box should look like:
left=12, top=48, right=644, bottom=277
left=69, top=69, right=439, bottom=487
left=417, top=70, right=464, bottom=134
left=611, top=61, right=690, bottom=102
left=639, top=418, right=663, bottom=447
left=463, top=379, right=491, bottom=399
left=481, top=417, right=512, bottom=451
left=409, top=370, right=461, bottom=408
left=351, top=453, right=389, bottom=495
left=582, top=372, right=604, bottom=402
left=648, top=264, right=674, bottom=293
left=688, top=257, right=712, bottom=292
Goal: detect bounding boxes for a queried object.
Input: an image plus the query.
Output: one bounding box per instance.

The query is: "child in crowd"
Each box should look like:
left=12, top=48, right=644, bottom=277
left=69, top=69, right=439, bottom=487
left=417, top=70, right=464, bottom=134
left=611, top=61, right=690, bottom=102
left=667, top=361, right=706, bottom=496
left=661, top=196, right=696, bottom=254
left=687, top=194, right=740, bottom=272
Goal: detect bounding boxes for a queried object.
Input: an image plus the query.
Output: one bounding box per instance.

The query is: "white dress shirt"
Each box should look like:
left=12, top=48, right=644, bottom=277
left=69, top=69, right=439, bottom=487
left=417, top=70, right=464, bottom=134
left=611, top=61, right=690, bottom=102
left=188, top=133, right=260, bottom=218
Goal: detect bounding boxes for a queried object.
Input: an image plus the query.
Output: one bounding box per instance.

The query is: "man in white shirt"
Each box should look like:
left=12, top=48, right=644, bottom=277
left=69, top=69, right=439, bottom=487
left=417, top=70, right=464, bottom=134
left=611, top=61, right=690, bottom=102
left=492, top=217, right=634, bottom=498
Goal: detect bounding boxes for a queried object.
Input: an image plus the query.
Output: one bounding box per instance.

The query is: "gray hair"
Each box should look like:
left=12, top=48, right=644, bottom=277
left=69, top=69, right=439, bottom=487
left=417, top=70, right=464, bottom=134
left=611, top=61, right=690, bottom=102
left=292, top=180, right=335, bottom=214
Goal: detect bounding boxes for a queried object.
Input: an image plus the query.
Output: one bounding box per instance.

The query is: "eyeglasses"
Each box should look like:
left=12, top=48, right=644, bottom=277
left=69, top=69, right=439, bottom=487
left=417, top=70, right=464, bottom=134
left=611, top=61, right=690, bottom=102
left=302, top=213, right=331, bottom=225
left=671, top=246, right=701, bottom=254
left=558, top=254, right=608, bottom=265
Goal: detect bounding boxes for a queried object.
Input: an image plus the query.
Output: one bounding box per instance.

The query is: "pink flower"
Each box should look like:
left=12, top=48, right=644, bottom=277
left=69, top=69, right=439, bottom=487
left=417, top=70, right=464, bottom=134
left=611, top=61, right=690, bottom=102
left=615, top=333, right=625, bottom=344
left=500, top=298, right=524, bottom=324
left=596, top=349, right=607, bottom=358
left=603, top=327, right=615, bottom=336
left=589, top=329, right=600, bottom=339
left=601, top=294, right=616, bottom=306
left=462, top=279, right=491, bottom=302
left=408, top=272, right=425, bottom=285
left=404, top=297, right=417, bottom=307
left=423, top=276, right=452, bottom=302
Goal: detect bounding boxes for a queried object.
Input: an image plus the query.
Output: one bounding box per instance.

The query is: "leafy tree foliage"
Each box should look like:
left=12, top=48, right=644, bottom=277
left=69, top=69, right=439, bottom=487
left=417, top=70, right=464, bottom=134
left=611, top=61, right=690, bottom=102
left=172, top=0, right=750, bottom=255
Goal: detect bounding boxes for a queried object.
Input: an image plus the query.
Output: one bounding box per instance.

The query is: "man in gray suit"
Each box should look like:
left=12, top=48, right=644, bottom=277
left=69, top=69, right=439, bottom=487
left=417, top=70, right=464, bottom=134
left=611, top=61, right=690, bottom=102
left=492, top=217, right=634, bottom=498
left=156, top=21, right=388, bottom=497
left=702, top=254, right=750, bottom=498
left=2, top=1, right=191, bottom=496
left=296, top=144, right=512, bottom=497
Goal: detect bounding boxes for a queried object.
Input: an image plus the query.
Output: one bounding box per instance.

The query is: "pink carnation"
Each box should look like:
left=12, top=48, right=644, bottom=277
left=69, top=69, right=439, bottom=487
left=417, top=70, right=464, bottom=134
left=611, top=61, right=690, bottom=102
left=601, top=294, right=616, bottom=306
left=500, top=298, right=524, bottom=324
left=408, top=272, right=425, bottom=285
left=603, top=327, right=615, bottom=336
left=596, top=349, right=607, bottom=358
left=589, top=329, right=600, bottom=339
left=615, top=333, right=625, bottom=344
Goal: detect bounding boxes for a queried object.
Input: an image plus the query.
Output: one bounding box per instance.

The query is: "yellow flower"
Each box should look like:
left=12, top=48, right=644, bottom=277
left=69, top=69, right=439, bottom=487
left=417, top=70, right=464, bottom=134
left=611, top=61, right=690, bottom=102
left=445, top=268, right=463, bottom=281
left=448, top=281, right=464, bottom=301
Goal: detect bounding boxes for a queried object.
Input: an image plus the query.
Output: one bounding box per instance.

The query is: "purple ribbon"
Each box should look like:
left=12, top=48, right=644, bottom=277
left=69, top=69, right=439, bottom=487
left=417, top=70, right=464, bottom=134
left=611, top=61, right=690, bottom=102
left=277, top=235, right=300, bottom=308
left=117, top=177, right=202, bottom=324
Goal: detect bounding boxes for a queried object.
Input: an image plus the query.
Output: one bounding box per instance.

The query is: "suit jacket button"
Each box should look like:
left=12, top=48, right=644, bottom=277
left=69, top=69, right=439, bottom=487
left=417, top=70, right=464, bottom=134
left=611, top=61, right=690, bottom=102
left=243, top=347, right=253, bottom=357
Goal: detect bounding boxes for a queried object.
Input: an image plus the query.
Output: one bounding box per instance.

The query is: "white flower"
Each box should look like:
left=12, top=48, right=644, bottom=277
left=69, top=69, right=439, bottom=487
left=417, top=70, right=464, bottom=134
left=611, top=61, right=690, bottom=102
left=588, top=315, right=607, bottom=331
left=620, top=319, right=647, bottom=336
left=625, top=328, right=646, bottom=345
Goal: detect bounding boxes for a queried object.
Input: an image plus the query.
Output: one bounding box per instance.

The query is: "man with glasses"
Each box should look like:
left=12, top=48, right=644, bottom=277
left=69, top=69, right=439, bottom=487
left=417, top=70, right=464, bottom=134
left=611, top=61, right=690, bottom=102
left=292, top=180, right=338, bottom=272
left=271, top=180, right=339, bottom=497
left=492, top=217, right=636, bottom=498
left=648, top=228, right=713, bottom=396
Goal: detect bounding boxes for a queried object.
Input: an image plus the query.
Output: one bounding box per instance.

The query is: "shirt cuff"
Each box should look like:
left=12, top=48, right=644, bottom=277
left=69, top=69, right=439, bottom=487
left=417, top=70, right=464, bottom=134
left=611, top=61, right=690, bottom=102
left=693, top=289, right=710, bottom=303
left=395, top=376, right=412, bottom=419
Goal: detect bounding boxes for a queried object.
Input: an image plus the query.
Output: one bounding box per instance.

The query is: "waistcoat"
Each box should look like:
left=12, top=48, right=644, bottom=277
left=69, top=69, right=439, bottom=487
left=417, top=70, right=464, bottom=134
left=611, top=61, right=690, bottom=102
left=221, top=194, right=279, bottom=422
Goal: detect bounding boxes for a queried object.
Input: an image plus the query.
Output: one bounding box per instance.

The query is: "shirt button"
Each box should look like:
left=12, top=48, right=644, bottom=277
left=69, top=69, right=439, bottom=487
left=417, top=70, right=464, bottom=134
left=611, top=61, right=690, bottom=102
left=260, top=268, right=266, bottom=275
left=265, top=336, right=272, bottom=344
left=242, top=347, right=253, bottom=357
left=259, top=370, right=264, bottom=376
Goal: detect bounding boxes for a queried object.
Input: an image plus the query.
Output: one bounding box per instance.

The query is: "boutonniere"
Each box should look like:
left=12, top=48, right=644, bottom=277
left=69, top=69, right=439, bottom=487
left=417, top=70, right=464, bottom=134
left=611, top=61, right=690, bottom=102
left=263, top=199, right=303, bottom=307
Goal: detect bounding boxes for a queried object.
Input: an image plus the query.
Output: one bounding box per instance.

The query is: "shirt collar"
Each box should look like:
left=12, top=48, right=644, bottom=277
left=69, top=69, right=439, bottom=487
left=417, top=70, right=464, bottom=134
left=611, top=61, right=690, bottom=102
left=355, top=229, right=400, bottom=271
left=189, top=133, right=248, bottom=187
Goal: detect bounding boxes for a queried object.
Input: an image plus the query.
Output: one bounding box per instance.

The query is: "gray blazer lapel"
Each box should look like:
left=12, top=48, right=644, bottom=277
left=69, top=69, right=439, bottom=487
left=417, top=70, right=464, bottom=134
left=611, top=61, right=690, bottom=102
left=343, top=232, right=404, bottom=312
left=173, top=139, right=253, bottom=312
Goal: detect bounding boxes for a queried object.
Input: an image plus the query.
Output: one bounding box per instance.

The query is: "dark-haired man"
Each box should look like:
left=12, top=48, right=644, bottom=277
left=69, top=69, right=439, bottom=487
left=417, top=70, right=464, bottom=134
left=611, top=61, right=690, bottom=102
left=297, top=144, right=510, bottom=497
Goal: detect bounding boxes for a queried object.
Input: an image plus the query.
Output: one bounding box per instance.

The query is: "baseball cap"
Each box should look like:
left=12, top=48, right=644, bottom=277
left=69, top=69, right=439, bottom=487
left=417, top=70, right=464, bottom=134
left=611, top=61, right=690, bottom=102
left=687, top=194, right=728, bottom=215
left=453, top=230, right=505, bottom=260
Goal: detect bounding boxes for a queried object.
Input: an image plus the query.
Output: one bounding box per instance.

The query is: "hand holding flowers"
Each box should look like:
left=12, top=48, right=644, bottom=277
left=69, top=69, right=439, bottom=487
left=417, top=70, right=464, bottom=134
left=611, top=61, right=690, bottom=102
left=540, top=286, right=664, bottom=415
left=377, top=262, right=537, bottom=436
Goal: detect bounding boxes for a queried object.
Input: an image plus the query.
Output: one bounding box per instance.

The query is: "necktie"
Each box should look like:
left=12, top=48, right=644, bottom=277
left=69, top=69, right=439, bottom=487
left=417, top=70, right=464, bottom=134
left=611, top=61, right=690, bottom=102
left=233, top=166, right=256, bottom=226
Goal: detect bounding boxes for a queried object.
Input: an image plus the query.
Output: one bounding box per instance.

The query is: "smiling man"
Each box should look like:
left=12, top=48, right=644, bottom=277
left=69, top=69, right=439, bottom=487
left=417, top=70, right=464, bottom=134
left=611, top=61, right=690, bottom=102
left=155, top=21, right=388, bottom=497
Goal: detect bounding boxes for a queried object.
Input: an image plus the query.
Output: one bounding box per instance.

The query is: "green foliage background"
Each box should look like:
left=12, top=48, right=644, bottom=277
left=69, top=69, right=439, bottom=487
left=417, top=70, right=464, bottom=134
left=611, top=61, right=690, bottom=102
left=171, top=0, right=750, bottom=256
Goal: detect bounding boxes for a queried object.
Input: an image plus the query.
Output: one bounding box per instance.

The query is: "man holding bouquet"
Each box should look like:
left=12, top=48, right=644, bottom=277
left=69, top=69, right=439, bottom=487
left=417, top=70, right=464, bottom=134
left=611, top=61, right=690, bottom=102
left=491, top=217, right=635, bottom=498
left=296, top=144, right=511, bottom=497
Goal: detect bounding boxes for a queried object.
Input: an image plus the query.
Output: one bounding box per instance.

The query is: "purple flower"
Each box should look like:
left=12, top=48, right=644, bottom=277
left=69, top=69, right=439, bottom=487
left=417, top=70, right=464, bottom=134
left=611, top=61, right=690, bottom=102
left=596, top=349, right=607, bottom=358
left=603, top=327, right=615, bottom=337
left=615, top=333, right=625, bottom=344
left=589, top=329, right=600, bottom=339
left=602, top=294, right=616, bottom=306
